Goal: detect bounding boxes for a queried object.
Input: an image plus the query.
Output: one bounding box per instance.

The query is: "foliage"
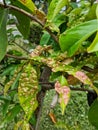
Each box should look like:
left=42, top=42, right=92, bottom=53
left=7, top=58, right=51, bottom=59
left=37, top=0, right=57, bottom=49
left=0, top=0, right=98, bottom=129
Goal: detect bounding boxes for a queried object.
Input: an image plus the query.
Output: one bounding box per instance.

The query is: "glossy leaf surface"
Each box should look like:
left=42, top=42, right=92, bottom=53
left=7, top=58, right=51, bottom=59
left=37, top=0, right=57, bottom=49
left=0, top=9, right=8, bottom=61
left=59, top=20, right=98, bottom=56
left=47, top=0, right=68, bottom=21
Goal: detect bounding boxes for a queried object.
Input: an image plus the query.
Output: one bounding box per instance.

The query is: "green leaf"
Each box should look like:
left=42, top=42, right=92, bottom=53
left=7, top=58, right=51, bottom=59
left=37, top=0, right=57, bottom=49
left=40, top=31, right=50, bottom=45
left=58, top=75, right=68, bottom=86
left=0, top=9, right=8, bottom=61
left=88, top=98, right=98, bottom=128
left=96, top=3, right=98, bottom=19
left=0, top=95, right=11, bottom=101
left=11, top=10, right=30, bottom=38
left=3, top=104, right=21, bottom=123
left=85, top=3, right=97, bottom=20
left=47, top=0, right=68, bottom=21
left=1, top=65, right=17, bottom=76
left=87, top=32, right=98, bottom=53
left=2, top=100, right=10, bottom=117
left=59, top=19, right=98, bottom=56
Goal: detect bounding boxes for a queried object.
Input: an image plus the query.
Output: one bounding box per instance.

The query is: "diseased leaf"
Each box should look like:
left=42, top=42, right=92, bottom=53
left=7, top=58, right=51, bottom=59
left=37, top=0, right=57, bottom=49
left=0, top=9, right=8, bottom=61
left=22, top=120, right=30, bottom=130
left=55, top=79, right=70, bottom=115
left=4, top=67, right=22, bottom=95
left=59, top=20, right=98, bottom=56
left=18, top=0, right=36, bottom=14
left=18, top=63, right=39, bottom=121
left=47, top=0, right=68, bottom=21
left=88, top=98, right=98, bottom=128
left=10, top=0, right=32, bottom=13
left=72, top=70, right=98, bottom=94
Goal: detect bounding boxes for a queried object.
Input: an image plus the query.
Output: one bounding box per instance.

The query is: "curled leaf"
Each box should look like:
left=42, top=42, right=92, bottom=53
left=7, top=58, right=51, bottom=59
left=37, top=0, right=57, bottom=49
left=55, top=81, right=70, bottom=115
left=74, top=71, right=93, bottom=86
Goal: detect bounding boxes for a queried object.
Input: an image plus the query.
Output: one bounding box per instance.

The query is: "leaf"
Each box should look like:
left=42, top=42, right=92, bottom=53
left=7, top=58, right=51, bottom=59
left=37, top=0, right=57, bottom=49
left=11, top=10, right=30, bottom=39
left=55, top=81, right=70, bottom=115
left=18, top=0, right=36, bottom=14
left=1, top=65, right=16, bottom=76
left=0, top=9, right=8, bottom=61
left=4, top=67, right=22, bottom=95
left=40, top=31, right=50, bottom=45
left=49, top=112, right=57, bottom=124
left=14, top=120, right=23, bottom=130
left=85, top=3, right=97, bottom=20
left=3, top=104, right=21, bottom=123
left=88, top=98, right=98, bottom=128
left=2, top=100, right=10, bottom=117
left=96, top=2, right=98, bottom=19
left=14, top=120, right=30, bottom=130
left=0, top=95, right=11, bottom=101
left=73, top=70, right=98, bottom=94
left=87, top=32, right=98, bottom=52
left=59, top=19, right=98, bottom=56
left=22, top=120, right=30, bottom=130
left=47, top=0, right=68, bottom=21
left=18, top=63, right=39, bottom=121
left=10, top=0, right=32, bottom=13
left=58, top=75, right=68, bottom=86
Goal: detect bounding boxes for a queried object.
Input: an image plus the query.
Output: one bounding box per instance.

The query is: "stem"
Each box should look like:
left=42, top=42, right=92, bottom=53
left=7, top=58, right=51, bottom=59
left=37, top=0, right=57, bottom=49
left=39, top=82, right=91, bottom=92
left=5, top=53, right=28, bottom=60
left=14, top=41, right=30, bottom=54
left=0, top=3, right=58, bottom=43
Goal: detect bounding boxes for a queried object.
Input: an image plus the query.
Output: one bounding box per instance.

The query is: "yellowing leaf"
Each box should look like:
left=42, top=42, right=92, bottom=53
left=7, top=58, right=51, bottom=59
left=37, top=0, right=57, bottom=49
left=18, top=0, right=36, bottom=13
left=35, top=9, right=46, bottom=24
left=73, top=71, right=98, bottom=94
left=18, top=63, right=39, bottom=121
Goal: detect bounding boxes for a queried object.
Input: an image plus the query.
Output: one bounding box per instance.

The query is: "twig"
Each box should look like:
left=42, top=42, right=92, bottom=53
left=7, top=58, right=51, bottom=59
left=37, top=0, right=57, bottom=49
left=5, top=53, right=28, bottom=60
left=0, top=3, right=58, bottom=43
left=14, top=41, right=30, bottom=54
left=39, top=82, right=92, bottom=92
left=35, top=67, right=51, bottom=130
